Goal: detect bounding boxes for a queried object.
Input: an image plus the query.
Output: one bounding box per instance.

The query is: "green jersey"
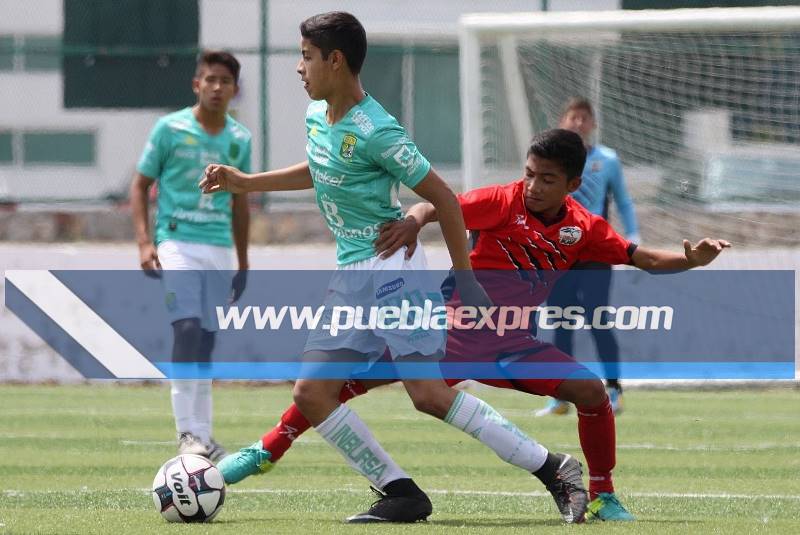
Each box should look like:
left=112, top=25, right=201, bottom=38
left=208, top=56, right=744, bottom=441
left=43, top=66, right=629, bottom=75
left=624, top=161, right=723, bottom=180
left=137, top=107, right=252, bottom=247
left=306, top=95, right=431, bottom=265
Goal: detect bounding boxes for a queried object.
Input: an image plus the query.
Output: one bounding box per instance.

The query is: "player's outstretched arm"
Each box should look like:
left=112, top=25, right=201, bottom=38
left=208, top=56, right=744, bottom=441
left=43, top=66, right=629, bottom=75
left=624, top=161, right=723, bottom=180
left=631, top=238, right=731, bottom=271
left=200, top=161, right=313, bottom=194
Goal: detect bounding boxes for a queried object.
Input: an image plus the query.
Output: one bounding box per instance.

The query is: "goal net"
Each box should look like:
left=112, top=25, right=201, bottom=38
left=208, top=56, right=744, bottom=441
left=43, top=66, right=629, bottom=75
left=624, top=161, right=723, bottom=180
left=459, top=7, right=800, bottom=249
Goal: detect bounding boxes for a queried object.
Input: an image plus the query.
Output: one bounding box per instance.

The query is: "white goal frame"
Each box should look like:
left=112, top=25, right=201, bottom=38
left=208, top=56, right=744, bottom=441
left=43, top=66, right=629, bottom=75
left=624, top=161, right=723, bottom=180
left=458, top=6, right=800, bottom=191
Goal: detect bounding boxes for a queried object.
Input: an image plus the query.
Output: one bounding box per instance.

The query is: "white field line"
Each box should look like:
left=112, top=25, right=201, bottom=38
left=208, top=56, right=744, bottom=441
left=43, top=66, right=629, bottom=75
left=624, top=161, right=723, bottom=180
left=5, top=488, right=800, bottom=501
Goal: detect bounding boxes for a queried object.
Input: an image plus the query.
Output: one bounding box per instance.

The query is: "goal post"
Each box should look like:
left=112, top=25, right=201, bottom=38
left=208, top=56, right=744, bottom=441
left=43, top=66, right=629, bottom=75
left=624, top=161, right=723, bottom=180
left=458, top=6, right=800, bottom=248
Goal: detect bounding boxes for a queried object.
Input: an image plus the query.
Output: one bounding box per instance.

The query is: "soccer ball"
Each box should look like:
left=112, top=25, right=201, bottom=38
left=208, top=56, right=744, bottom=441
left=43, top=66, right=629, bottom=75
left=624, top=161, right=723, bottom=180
left=152, top=454, right=226, bottom=522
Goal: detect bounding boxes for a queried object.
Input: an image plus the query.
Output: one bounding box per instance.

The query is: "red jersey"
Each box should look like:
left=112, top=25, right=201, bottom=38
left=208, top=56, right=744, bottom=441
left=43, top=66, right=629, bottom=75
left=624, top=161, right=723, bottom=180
left=459, top=180, right=635, bottom=270
left=449, top=180, right=636, bottom=310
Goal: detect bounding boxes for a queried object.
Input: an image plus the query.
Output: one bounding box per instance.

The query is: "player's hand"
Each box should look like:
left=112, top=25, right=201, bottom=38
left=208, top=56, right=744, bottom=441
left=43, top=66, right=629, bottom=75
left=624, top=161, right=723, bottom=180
left=200, top=164, right=248, bottom=194
left=684, top=238, right=731, bottom=267
left=138, top=243, right=162, bottom=279
left=454, top=270, right=493, bottom=309
left=375, top=217, right=420, bottom=259
left=230, top=269, right=247, bottom=303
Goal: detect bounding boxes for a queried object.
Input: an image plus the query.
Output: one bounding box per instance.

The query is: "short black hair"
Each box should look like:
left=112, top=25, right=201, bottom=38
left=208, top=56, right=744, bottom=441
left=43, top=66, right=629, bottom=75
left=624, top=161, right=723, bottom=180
left=561, top=96, right=594, bottom=118
left=196, top=50, right=240, bottom=84
left=300, top=12, right=367, bottom=75
left=527, top=129, right=587, bottom=179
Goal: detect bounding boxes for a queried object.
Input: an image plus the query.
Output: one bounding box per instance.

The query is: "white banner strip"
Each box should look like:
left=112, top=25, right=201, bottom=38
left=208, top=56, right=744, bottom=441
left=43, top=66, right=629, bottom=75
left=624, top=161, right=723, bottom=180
left=5, top=270, right=165, bottom=379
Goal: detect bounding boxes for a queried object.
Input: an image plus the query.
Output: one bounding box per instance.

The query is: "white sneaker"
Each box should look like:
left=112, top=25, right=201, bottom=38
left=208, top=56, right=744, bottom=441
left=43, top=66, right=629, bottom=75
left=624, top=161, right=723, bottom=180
left=177, top=432, right=210, bottom=457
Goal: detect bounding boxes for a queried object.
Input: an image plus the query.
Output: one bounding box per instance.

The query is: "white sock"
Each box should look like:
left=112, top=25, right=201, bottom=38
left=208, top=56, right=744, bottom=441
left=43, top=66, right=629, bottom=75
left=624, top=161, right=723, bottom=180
left=171, top=379, right=198, bottom=437
left=193, top=379, right=213, bottom=443
left=315, top=404, right=409, bottom=490
left=444, top=391, right=548, bottom=472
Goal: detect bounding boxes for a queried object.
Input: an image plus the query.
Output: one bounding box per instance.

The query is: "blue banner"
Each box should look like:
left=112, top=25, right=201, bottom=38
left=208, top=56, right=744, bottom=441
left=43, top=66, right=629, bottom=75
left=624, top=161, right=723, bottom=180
left=4, top=269, right=795, bottom=380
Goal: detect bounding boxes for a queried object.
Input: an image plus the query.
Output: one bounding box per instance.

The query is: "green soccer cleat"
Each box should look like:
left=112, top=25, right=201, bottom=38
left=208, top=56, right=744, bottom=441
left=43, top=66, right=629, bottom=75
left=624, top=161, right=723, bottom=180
left=217, top=441, right=274, bottom=484
left=588, top=492, right=635, bottom=521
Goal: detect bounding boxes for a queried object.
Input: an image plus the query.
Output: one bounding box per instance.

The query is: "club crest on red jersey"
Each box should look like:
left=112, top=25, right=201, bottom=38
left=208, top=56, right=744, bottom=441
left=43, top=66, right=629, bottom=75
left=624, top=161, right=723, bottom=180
left=559, top=226, right=582, bottom=245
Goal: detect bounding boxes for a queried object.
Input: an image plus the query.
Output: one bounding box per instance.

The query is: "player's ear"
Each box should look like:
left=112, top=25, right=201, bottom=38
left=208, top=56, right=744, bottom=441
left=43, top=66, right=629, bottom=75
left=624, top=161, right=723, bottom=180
left=192, top=77, right=200, bottom=96
left=567, top=175, right=582, bottom=193
left=329, top=49, right=346, bottom=72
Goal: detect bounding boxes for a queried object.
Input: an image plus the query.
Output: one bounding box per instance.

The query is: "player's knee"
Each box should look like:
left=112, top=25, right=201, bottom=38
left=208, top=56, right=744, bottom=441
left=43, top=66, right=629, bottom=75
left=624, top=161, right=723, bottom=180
left=172, top=318, right=203, bottom=363
left=404, top=382, right=450, bottom=418
left=292, top=381, right=337, bottom=413
left=557, top=378, right=606, bottom=407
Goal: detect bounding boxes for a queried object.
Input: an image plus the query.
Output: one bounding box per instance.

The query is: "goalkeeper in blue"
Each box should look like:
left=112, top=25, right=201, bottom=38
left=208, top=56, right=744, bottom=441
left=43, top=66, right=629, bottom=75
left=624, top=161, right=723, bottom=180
left=537, top=97, right=640, bottom=417
left=201, top=11, right=589, bottom=525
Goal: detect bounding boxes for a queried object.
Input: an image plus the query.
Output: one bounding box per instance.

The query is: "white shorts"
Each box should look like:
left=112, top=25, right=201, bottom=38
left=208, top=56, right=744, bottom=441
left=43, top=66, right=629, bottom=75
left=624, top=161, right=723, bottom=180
left=304, top=242, right=446, bottom=361
left=157, top=240, right=234, bottom=330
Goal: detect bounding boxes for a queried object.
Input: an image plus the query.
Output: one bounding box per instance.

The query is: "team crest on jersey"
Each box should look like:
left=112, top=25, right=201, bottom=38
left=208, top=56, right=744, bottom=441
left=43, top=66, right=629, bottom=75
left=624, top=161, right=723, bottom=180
left=340, top=133, right=357, bottom=160
left=559, top=226, right=582, bottom=245
left=184, top=135, right=198, bottom=146
left=591, top=161, right=601, bottom=173
left=309, top=126, right=318, bottom=137
left=229, top=143, right=240, bottom=160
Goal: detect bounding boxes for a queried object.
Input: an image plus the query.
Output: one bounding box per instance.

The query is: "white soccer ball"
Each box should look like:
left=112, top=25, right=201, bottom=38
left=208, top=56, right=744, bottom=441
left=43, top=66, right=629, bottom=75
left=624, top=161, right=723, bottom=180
left=152, top=454, right=226, bottom=523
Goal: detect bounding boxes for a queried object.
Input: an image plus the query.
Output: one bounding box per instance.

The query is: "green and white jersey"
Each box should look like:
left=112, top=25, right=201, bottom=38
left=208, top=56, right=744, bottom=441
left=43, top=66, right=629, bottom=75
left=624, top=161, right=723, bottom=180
left=137, top=107, right=252, bottom=247
left=306, top=95, right=431, bottom=265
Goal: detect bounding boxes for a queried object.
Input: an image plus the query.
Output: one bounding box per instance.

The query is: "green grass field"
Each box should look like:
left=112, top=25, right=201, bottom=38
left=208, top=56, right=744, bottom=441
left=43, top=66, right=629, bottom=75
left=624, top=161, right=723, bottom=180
left=1, top=384, right=799, bottom=534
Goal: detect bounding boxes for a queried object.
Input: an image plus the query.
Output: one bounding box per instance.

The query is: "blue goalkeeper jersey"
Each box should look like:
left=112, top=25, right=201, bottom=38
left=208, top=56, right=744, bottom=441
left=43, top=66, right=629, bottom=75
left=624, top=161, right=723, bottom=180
left=571, top=144, right=638, bottom=239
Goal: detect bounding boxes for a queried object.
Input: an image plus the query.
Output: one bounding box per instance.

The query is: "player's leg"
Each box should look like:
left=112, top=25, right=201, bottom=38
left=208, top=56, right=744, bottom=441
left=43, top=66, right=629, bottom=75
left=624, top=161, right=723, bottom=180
left=582, top=264, right=623, bottom=414
left=485, top=344, right=633, bottom=521
left=159, top=240, right=214, bottom=457
left=196, top=246, right=236, bottom=459
left=537, top=270, right=578, bottom=416
left=171, top=316, right=209, bottom=457
left=294, top=359, right=432, bottom=524
left=218, top=379, right=389, bottom=484
left=401, top=376, right=587, bottom=523
left=196, top=329, right=225, bottom=461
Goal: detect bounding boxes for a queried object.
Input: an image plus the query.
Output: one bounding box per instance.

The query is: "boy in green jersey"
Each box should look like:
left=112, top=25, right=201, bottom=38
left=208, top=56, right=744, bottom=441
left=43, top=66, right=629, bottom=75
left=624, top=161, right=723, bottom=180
left=130, top=51, right=251, bottom=462
left=201, top=13, right=587, bottom=523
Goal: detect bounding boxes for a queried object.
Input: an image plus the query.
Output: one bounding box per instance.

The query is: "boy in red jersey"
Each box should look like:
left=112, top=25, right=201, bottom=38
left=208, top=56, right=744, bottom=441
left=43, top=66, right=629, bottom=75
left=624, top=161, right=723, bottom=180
left=220, top=129, right=729, bottom=522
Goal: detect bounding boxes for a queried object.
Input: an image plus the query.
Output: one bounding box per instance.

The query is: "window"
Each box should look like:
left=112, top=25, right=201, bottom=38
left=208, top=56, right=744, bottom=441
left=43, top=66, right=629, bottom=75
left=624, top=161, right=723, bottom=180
left=360, top=44, right=461, bottom=165
left=63, top=0, right=198, bottom=108
left=0, top=36, right=15, bottom=70
left=0, top=132, right=12, bottom=163
left=22, top=132, right=95, bottom=165
left=23, top=36, right=61, bottom=71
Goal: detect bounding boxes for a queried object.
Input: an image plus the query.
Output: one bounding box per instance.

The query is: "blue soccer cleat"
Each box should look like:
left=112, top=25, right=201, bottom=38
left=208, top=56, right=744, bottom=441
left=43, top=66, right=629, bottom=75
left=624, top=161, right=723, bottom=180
left=217, top=441, right=273, bottom=484
left=588, top=492, right=635, bottom=521
left=535, top=397, right=571, bottom=417
left=606, top=386, right=624, bottom=415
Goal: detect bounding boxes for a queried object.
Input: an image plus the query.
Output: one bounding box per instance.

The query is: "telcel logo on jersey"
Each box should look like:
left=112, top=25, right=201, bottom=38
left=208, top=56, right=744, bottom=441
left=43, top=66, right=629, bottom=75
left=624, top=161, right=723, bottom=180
left=310, top=167, right=344, bottom=186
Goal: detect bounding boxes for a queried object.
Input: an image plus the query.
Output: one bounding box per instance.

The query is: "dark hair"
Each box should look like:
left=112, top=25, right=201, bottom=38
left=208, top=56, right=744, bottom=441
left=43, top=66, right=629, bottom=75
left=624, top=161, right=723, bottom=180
left=196, top=50, right=241, bottom=84
left=527, top=129, right=587, bottom=179
left=561, top=96, right=594, bottom=118
left=300, top=12, right=367, bottom=74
